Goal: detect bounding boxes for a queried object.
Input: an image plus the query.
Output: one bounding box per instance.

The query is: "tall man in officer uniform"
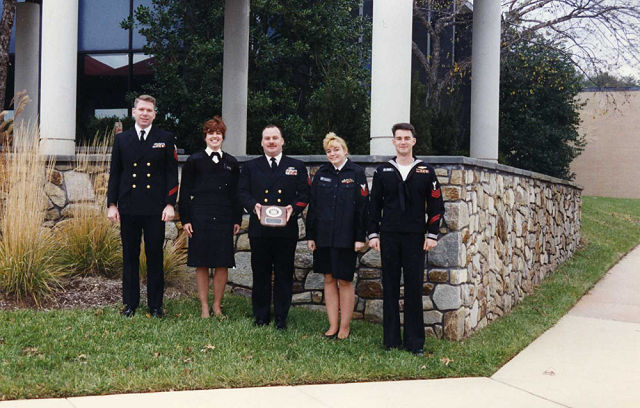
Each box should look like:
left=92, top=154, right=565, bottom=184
left=239, top=125, right=310, bottom=330
left=368, top=123, right=445, bottom=355
left=107, top=95, right=179, bottom=318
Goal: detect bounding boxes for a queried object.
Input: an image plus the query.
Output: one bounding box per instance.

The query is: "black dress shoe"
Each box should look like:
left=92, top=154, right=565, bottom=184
left=409, top=348, right=424, bottom=357
left=121, top=306, right=136, bottom=318
left=149, top=308, right=163, bottom=318
left=275, top=319, right=287, bottom=331
left=254, top=319, right=269, bottom=326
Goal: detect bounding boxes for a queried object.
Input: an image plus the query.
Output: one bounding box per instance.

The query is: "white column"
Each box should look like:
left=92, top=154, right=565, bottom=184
left=469, top=0, right=501, bottom=162
left=14, top=2, right=40, bottom=136
left=369, top=0, right=413, bottom=155
left=39, top=0, right=78, bottom=156
left=221, top=0, right=249, bottom=155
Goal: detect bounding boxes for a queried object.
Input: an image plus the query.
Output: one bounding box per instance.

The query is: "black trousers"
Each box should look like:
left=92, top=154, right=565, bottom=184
left=381, top=232, right=426, bottom=350
left=120, top=214, right=166, bottom=310
left=249, top=236, right=297, bottom=323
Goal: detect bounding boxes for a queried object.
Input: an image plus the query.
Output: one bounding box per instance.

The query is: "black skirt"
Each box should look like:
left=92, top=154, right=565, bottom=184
left=187, top=205, right=235, bottom=268
left=313, top=247, right=357, bottom=282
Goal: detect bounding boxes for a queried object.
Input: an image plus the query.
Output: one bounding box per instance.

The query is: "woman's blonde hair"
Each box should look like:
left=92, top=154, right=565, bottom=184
left=322, top=132, right=349, bottom=155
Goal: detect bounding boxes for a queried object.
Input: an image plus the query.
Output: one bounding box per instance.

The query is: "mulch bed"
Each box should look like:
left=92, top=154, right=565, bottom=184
left=0, top=275, right=193, bottom=311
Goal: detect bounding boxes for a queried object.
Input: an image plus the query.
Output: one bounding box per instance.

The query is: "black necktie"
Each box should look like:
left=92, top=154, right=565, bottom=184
left=210, top=151, right=221, bottom=164
left=139, top=130, right=146, bottom=143
left=270, top=157, right=277, bottom=172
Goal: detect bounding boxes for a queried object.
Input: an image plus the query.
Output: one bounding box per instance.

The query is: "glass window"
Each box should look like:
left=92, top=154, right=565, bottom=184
left=95, top=108, right=128, bottom=118
left=79, top=0, right=130, bottom=52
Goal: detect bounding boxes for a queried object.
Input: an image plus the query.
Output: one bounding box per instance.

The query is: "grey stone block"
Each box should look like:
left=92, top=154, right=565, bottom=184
left=229, top=252, right=253, bottom=287
left=432, top=284, right=462, bottom=310
left=64, top=171, right=95, bottom=203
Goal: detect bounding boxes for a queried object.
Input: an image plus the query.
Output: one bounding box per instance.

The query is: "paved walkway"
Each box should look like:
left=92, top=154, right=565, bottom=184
left=3, top=246, right=640, bottom=408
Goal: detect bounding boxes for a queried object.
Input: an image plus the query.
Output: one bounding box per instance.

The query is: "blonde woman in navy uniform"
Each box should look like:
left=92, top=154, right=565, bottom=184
left=107, top=95, right=179, bottom=318
left=179, top=116, right=242, bottom=318
left=306, top=133, right=368, bottom=339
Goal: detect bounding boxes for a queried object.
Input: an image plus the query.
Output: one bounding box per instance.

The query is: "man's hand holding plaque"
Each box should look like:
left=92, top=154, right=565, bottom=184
left=258, top=204, right=291, bottom=227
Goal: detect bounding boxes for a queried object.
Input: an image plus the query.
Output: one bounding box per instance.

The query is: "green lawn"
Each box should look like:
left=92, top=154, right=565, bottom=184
left=1, top=196, right=640, bottom=400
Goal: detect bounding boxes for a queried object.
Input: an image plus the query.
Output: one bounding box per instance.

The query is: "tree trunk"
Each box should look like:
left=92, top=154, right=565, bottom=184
left=0, top=0, right=17, bottom=109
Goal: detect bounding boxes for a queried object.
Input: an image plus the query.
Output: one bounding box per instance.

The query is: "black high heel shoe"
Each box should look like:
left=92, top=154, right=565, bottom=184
left=323, top=331, right=338, bottom=339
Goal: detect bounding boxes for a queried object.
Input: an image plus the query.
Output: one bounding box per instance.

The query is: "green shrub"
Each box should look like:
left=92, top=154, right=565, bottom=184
left=139, top=232, right=188, bottom=286
left=54, top=212, right=122, bottom=278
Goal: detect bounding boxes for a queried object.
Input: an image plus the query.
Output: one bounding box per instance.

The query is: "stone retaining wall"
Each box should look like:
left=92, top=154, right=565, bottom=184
left=46, top=155, right=581, bottom=340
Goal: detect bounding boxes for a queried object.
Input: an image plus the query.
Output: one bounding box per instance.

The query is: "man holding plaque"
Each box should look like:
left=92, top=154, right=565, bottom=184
left=239, top=125, right=310, bottom=330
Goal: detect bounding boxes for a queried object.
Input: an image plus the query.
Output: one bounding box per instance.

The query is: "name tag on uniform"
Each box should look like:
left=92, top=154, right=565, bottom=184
left=383, top=168, right=394, bottom=172
left=152, top=142, right=166, bottom=148
left=320, top=176, right=332, bottom=182
left=285, top=167, right=298, bottom=176
left=416, top=166, right=430, bottom=174
left=341, top=178, right=354, bottom=184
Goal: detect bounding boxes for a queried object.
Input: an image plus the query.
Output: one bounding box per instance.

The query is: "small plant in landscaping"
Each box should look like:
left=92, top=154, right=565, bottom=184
left=54, top=210, right=122, bottom=278
left=139, top=232, right=188, bottom=286
left=54, top=134, right=122, bottom=278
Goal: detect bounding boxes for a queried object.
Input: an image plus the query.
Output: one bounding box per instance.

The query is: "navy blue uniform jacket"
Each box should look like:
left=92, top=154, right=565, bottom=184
left=107, top=127, right=179, bottom=215
left=238, top=155, right=310, bottom=239
left=368, top=159, right=445, bottom=240
left=178, top=150, right=243, bottom=229
left=306, top=159, right=369, bottom=248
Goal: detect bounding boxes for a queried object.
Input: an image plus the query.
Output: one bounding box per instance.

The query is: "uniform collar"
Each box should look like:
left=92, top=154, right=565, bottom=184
left=135, top=123, right=152, bottom=140
left=265, top=152, right=282, bottom=166
left=388, top=157, right=421, bottom=174
left=333, top=158, right=348, bottom=172
left=205, top=147, right=223, bottom=158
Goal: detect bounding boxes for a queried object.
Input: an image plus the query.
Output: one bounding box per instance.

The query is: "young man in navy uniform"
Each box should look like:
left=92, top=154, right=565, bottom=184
left=238, top=125, right=310, bottom=329
left=107, top=95, right=179, bottom=318
left=368, top=122, right=445, bottom=355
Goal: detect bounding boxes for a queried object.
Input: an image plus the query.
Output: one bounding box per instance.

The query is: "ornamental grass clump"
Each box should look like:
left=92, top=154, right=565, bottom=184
left=54, top=132, right=122, bottom=278
left=54, top=209, right=122, bottom=278
left=0, top=123, right=64, bottom=305
left=139, top=231, right=188, bottom=286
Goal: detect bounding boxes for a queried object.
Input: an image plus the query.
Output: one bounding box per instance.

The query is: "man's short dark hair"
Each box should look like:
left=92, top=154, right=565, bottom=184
left=263, top=124, right=283, bottom=138
left=392, top=122, right=416, bottom=138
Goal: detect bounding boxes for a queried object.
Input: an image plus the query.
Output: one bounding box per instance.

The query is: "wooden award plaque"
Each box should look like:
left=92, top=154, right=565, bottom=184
left=260, top=205, right=287, bottom=227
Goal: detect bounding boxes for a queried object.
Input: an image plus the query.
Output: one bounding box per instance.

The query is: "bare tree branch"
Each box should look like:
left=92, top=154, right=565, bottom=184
left=413, top=0, right=640, bottom=109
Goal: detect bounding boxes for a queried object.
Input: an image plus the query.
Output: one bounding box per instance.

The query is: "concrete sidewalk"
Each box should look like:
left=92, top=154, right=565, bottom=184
left=3, top=246, right=639, bottom=408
